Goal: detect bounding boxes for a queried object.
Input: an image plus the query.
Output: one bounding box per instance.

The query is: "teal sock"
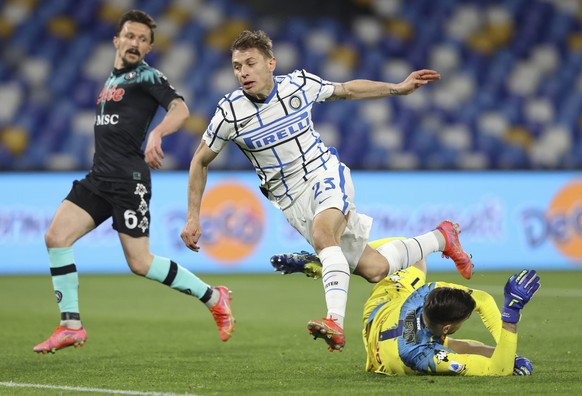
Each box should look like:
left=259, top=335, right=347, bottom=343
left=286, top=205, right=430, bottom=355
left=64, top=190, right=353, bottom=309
left=48, top=247, right=80, bottom=315
left=146, top=256, right=211, bottom=300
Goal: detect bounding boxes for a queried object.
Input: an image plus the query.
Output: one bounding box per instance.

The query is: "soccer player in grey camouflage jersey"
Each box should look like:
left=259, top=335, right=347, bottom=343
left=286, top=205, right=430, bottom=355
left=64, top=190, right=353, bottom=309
left=34, top=10, right=234, bottom=354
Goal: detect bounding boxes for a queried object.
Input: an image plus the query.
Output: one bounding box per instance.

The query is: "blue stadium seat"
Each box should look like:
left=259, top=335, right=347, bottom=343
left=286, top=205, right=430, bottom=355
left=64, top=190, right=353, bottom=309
left=13, top=142, right=51, bottom=170
left=0, top=145, right=13, bottom=169
left=496, top=145, right=530, bottom=169
left=137, top=0, right=168, bottom=18
left=1, top=0, right=581, bottom=170
left=73, top=77, right=100, bottom=109
left=58, top=132, right=92, bottom=169
left=70, top=0, right=100, bottom=28
left=13, top=102, right=47, bottom=136
left=361, top=146, right=390, bottom=170
left=337, top=117, right=372, bottom=165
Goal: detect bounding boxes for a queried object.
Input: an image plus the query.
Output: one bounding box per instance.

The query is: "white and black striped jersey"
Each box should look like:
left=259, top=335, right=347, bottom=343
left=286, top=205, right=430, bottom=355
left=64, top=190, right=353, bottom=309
left=203, top=69, right=338, bottom=209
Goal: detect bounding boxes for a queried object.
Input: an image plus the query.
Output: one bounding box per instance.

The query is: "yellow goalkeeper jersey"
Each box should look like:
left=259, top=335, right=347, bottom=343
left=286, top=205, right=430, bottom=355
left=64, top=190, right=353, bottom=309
left=362, top=266, right=517, bottom=376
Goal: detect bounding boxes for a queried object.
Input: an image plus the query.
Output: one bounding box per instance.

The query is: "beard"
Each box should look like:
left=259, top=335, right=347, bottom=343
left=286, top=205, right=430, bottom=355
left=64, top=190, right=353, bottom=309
left=121, top=52, right=142, bottom=68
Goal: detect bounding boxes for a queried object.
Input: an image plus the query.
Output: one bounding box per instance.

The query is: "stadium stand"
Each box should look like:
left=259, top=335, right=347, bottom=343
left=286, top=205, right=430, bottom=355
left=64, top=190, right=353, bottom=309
left=0, top=0, right=581, bottom=170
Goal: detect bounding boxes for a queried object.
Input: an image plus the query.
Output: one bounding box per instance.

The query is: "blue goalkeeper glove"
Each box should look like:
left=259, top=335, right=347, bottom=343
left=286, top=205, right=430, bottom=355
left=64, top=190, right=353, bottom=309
left=513, top=355, right=533, bottom=376
left=502, top=269, right=541, bottom=324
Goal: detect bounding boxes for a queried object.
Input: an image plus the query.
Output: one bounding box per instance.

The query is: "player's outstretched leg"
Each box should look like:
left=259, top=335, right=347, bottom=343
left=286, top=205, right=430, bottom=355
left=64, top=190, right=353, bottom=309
left=307, top=317, right=345, bottom=352
left=269, top=239, right=404, bottom=280
left=436, top=220, right=474, bottom=279
left=208, top=286, right=235, bottom=342
left=33, top=326, right=87, bottom=354
left=270, top=251, right=322, bottom=279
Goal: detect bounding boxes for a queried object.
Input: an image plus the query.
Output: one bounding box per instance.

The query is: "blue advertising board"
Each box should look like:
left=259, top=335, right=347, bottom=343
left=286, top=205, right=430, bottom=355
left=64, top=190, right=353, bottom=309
left=1, top=171, right=581, bottom=274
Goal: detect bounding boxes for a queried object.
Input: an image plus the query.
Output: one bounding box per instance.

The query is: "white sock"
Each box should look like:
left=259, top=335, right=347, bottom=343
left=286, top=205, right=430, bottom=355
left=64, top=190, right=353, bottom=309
left=377, top=231, right=442, bottom=275
left=319, top=246, right=350, bottom=329
left=204, top=288, right=220, bottom=308
left=60, top=320, right=82, bottom=329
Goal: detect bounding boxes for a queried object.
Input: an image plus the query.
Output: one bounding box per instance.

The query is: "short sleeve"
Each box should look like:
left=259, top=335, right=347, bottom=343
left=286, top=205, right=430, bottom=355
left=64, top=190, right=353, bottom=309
left=299, top=70, right=335, bottom=103
left=202, top=106, right=232, bottom=154
left=143, top=69, right=183, bottom=110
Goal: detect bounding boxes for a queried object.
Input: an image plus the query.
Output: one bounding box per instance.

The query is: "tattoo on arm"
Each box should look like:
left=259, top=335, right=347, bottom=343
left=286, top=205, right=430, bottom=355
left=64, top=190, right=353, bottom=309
left=389, top=88, right=400, bottom=96
left=326, top=93, right=344, bottom=101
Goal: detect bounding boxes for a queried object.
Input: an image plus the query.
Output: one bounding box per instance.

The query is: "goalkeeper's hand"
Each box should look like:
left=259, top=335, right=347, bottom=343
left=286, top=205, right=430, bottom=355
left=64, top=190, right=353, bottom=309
left=513, top=355, right=533, bottom=376
left=502, top=269, right=541, bottom=324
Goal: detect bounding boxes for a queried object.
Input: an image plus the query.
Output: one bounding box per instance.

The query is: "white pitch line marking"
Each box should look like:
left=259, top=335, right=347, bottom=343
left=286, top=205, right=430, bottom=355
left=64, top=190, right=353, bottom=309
left=0, top=382, right=199, bottom=396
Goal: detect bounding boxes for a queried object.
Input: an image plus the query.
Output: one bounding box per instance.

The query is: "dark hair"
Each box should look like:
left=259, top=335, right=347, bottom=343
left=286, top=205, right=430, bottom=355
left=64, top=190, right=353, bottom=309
left=423, top=287, right=476, bottom=326
left=231, top=30, right=274, bottom=59
left=115, top=10, right=156, bottom=43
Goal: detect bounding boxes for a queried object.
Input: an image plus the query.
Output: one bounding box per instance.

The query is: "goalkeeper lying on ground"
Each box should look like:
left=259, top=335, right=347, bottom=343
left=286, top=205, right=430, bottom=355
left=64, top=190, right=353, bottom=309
left=271, top=239, right=540, bottom=376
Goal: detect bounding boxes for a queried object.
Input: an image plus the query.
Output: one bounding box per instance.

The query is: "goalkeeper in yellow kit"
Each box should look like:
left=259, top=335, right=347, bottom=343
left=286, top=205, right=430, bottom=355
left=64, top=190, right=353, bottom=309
left=362, top=262, right=539, bottom=376
left=272, top=239, right=540, bottom=376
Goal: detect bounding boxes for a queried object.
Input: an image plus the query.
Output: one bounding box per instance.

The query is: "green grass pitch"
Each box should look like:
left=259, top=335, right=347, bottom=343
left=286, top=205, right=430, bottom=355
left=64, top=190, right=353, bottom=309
left=1, top=270, right=581, bottom=395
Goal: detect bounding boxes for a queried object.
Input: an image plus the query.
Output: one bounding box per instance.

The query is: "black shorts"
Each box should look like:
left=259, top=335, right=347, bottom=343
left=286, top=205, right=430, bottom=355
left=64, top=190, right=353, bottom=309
left=65, top=174, right=152, bottom=237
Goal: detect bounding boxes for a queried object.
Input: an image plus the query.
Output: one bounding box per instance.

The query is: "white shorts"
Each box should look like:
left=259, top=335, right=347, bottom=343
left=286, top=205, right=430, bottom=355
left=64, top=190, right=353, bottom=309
left=282, top=162, right=372, bottom=271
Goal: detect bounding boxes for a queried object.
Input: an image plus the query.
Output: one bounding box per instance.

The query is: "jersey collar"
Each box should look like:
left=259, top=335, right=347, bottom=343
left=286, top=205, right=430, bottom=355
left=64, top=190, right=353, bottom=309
left=112, top=60, right=146, bottom=76
left=243, top=79, right=278, bottom=104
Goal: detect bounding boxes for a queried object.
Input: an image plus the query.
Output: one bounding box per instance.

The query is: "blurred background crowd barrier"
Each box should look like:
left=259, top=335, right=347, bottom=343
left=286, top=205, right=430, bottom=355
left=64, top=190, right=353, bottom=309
left=1, top=0, right=582, bottom=171
left=2, top=171, right=581, bottom=274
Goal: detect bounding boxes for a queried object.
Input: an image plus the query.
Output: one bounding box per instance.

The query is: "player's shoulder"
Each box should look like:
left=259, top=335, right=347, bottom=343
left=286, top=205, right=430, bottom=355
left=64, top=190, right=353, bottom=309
left=221, top=87, right=245, bottom=102
left=281, top=69, right=323, bottom=83
left=211, top=88, right=248, bottom=121
left=276, top=69, right=303, bottom=81
left=281, top=70, right=333, bottom=96
left=129, top=61, right=169, bottom=84
left=217, top=88, right=245, bottom=109
left=411, top=282, right=435, bottom=297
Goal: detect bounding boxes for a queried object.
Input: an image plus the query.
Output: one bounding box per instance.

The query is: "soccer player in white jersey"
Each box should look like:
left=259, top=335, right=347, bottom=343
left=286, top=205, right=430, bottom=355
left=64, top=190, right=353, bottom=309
left=181, top=30, right=473, bottom=352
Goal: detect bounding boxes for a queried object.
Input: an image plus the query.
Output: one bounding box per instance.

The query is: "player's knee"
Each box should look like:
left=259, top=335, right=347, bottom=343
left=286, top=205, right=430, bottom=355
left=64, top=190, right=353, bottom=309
left=355, top=254, right=389, bottom=283
left=354, top=266, right=386, bottom=283
left=311, top=231, right=338, bottom=253
left=44, top=228, right=65, bottom=248
left=366, top=271, right=388, bottom=283
left=44, top=230, right=55, bottom=248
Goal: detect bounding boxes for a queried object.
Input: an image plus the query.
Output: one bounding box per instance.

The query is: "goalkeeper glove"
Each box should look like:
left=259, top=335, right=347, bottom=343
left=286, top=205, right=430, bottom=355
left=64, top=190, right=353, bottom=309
left=502, top=269, right=541, bottom=324
left=513, top=355, right=533, bottom=376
